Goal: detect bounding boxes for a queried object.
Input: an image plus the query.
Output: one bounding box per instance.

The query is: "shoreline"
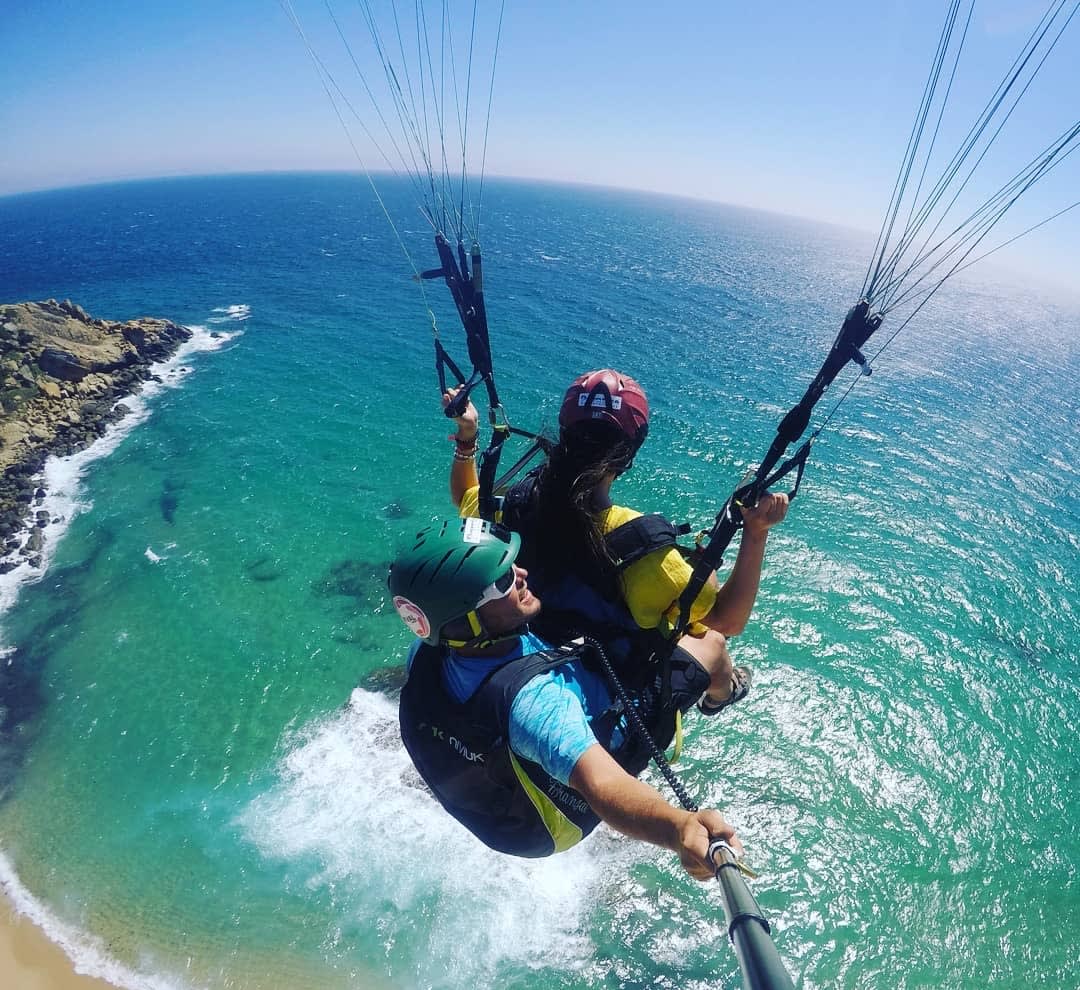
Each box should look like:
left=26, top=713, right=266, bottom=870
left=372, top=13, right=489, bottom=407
left=0, top=311, right=244, bottom=988
left=0, top=299, right=195, bottom=990
left=0, top=319, right=241, bottom=618
left=1, top=300, right=193, bottom=576
left=0, top=891, right=118, bottom=990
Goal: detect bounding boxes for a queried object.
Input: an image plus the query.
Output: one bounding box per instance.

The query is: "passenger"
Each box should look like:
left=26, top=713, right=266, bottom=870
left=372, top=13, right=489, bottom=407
left=390, top=517, right=743, bottom=878
left=442, top=369, right=788, bottom=714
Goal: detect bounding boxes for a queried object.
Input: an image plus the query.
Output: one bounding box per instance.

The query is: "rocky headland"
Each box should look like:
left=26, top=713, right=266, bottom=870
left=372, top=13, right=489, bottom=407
left=0, top=300, right=192, bottom=572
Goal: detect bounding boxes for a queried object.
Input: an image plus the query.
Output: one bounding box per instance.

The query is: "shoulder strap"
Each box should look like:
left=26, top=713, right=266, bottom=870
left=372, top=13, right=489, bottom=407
left=604, top=514, right=690, bottom=570
left=467, top=643, right=585, bottom=732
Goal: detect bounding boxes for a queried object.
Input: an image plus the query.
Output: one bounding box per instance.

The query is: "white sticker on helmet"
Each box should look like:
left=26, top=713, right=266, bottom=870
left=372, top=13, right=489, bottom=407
left=393, top=596, right=431, bottom=639
left=462, top=516, right=486, bottom=544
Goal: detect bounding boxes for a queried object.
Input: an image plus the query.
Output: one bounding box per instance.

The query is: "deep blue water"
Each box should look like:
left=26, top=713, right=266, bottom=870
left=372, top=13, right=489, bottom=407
left=0, top=173, right=1077, bottom=990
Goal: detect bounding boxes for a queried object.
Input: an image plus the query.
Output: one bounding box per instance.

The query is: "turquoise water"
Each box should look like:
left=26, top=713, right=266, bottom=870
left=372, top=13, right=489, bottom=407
left=0, top=174, right=1077, bottom=989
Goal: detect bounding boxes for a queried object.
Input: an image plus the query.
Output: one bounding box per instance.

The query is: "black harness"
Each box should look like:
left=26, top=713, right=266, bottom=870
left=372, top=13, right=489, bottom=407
left=499, top=468, right=690, bottom=681
left=399, top=640, right=665, bottom=858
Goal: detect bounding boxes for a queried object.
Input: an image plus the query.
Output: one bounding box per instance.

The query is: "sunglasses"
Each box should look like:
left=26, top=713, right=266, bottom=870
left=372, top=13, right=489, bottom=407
left=475, top=568, right=515, bottom=608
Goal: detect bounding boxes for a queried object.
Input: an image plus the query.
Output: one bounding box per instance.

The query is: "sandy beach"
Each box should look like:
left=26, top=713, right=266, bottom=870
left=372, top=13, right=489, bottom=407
left=1, top=894, right=116, bottom=990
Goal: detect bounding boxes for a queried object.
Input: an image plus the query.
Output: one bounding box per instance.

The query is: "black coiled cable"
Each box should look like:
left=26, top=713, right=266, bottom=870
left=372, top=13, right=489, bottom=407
left=582, top=635, right=699, bottom=813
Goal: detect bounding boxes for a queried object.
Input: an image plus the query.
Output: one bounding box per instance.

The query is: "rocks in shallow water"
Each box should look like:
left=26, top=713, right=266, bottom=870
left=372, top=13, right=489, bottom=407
left=0, top=300, right=193, bottom=549
left=313, top=558, right=390, bottom=602
left=244, top=556, right=284, bottom=583
left=357, top=665, right=408, bottom=693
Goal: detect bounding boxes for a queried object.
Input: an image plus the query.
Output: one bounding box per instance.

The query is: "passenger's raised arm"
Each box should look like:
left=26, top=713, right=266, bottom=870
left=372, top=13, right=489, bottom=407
left=705, top=491, right=789, bottom=637
left=442, top=386, right=479, bottom=508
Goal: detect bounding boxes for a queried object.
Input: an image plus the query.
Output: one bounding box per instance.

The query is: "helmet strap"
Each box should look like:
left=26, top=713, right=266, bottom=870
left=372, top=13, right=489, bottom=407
left=467, top=609, right=483, bottom=637
left=443, top=610, right=528, bottom=652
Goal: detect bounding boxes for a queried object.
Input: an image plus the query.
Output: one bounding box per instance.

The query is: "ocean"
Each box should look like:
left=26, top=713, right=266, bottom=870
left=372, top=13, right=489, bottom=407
left=0, top=173, right=1076, bottom=989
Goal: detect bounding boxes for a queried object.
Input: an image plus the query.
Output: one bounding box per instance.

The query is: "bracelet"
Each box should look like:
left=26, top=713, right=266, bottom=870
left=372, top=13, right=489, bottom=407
left=453, top=449, right=476, bottom=461
left=452, top=435, right=478, bottom=450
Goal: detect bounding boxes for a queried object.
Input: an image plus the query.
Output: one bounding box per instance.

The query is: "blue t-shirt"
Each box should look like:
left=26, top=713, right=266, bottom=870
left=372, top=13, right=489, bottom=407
left=406, top=633, right=622, bottom=785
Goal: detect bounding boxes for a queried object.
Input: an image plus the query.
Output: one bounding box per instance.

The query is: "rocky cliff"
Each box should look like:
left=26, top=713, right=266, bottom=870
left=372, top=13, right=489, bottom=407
left=0, top=299, right=192, bottom=569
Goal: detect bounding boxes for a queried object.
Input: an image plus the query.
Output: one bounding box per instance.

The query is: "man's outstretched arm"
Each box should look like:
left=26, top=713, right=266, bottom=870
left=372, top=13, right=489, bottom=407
left=569, top=743, right=741, bottom=881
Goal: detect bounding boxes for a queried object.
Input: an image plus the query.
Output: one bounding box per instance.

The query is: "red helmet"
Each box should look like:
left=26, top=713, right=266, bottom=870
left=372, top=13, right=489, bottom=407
left=558, top=369, right=650, bottom=448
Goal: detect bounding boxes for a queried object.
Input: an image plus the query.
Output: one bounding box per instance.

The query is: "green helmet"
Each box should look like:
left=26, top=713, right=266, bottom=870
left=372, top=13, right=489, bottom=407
left=388, top=517, right=521, bottom=644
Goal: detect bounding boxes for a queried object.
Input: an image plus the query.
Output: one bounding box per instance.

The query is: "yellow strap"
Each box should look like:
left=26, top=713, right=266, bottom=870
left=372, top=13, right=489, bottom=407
left=466, top=610, right=482, bottom=636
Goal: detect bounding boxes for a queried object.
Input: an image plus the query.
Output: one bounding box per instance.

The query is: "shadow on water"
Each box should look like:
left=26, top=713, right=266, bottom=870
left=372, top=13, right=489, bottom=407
left=382, top=501, right=411, bottom=520
left=159, top=478, right=183, bottom=524
left=326, top=625, right=381, bottom=651
left=311, top=557, right=396, bottom=657
left=0, top=639, right=49, bottom=804
left=311, top=558, right=390, bottom=603
left=0, top=527, right=119, bottom=803
left=988, top=628, right=1071, bottom=680
left=243, top=556, right=285, bottom=583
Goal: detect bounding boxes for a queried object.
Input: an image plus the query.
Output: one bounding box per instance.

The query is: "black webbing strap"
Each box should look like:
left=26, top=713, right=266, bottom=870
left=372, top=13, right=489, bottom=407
left=605, top=514, right=690, bottom=569
left=422, top=232, right=518, bottom=521
left=470, top=644, right=583, bottom=731
left=434, top=339, right=471, bottom=399
left=755, top=438, right=812, bottom=502
left=656, top=300, right=882, bottom=665
left=423, top=233, right=499, bottom=418
left=477, top=415, right=511, bottom=521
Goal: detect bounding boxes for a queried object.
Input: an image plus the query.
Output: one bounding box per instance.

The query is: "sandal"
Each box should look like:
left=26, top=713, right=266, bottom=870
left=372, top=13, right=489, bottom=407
left=698, top=665, right=753, bottom=716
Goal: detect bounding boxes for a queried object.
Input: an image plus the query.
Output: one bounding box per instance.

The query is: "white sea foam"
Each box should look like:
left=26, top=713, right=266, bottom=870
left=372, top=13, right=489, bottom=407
left=144, top=547, right=165, bottom=564
left=207, top=303, right=250, bottom=323
left=0, top=322, right=240, bottom=624
left=1046, top=454, right=1076, bottom=477
left=0, top=853, right=191, bottom=990
left=237, top=688, right=623, bottom=985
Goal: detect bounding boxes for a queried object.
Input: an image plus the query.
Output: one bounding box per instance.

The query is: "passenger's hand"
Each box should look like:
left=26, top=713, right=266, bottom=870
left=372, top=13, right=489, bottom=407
left=741, top=492, right=789, bottom=537
left=676, top=809, right=743, bottom=882
left=443, top=386, right=479, bottom=441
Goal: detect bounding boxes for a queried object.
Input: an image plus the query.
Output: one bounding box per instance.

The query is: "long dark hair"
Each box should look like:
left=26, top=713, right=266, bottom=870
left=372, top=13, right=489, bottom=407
left=531, top=422, right=639, bottom=601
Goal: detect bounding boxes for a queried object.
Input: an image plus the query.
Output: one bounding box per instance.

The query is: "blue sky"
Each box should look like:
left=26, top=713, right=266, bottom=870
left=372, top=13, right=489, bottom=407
left=2, top=1, right=1076, bottom=287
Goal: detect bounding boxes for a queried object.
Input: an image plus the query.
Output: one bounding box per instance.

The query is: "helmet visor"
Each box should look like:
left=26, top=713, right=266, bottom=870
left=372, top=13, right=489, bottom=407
left=474, top=567, right=515, bottom=609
